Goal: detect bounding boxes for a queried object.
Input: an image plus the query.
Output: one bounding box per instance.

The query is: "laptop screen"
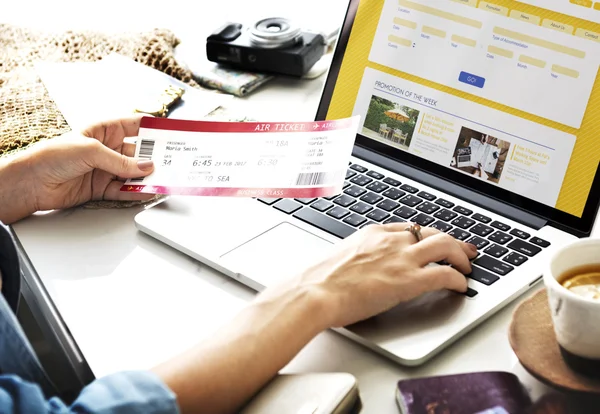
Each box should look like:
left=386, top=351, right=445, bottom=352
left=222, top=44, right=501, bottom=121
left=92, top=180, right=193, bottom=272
left=319, top=0, right=600, bottom=234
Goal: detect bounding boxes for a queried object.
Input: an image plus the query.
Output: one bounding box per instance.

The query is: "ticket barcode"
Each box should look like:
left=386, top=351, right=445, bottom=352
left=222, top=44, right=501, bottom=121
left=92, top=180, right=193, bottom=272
left=139, top=139, right=156, bottom=159
left=130, top=140, right=157, bottom=183
left=295, top=172, right=337, bottom=186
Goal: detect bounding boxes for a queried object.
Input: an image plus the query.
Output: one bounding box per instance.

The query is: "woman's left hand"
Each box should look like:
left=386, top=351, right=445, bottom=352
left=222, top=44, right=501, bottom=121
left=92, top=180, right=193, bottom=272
left=24, top=116, right=155, bottom=212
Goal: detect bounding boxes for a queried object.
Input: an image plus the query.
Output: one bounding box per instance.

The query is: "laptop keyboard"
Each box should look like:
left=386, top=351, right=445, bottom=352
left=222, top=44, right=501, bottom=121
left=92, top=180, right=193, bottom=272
left=258, top=162, right=551, bottom=298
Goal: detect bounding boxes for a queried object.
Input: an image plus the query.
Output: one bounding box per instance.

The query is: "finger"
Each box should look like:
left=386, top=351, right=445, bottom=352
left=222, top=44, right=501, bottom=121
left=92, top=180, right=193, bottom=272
left=382, top=223, right=440, bottom=240
left=407, top=232, right=473, bottom=274
left=387, top=223, right=478, bottom=258
left=122, top=138, right=137, bottom=157
left=102, top=181, right=157, bottom=202
left=81, top=115, right=146, bottom=148
left=88, top=141, right=154, bottom=179
left=417, top=265, right=468, bottom=293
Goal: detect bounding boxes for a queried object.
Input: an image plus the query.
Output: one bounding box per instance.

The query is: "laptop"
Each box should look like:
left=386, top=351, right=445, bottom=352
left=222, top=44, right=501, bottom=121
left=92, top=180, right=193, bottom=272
left=135, top=0, right=600, bottom=365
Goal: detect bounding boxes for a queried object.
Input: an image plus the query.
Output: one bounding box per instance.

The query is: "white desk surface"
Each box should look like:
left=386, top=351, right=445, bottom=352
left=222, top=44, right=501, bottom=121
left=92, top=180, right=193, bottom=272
left=5, top=1, right=594, bottom=411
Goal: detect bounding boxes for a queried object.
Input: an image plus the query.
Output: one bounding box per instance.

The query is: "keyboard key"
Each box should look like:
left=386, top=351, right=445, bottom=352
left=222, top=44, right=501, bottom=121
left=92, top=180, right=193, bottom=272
left=400, top=195, right=423, bottom=207
left=503, top=252, right=528, bottom=266
left=448, top=229, right=470, bottom=241
left=470, top=224, right=494, bottom=237
left=435, top=198, right=455, bottom=208
left=324, top=193, right=341, bottom=201
left=311, top=200, right=333, bottom=212
left=489, top=231, right=513, bottom=245
left=472, top=213, right=491, bottom=224
left=431, top=221, right=452, bottom=233
left=394, top=206, right=417, bottom=219
left=273, top=199, right=303, bottom=214
left=467, top=266, right=500, bottom=286
left=484, top=244, right=509, bottom=258
left=510, top=229, right=530, bottom=239
left=343, top=181, right=351, bottom=189
left=474, top=255, right=514, bottom=276
left=417, top=191, right=436, bottom=201
left=343, top=213, right=368, bottom=227
left=377, top=199, right=400, bottom=212
left=464, top=287, right=479, bottom=298
left=416, top=202, right=440, bottom=215
left=350, top=164, right=368, bottom=173
left=360, top=221, right=378, bottom=228
left=382, top=188, right=406, bottom=200
left=366, top=209, right=390, bottom=222
left=434, top=209, right=458, bottom=222
left=530, top=237, right=550, bottom=248
left=366, top=170, right=385, bottom=180
left=414, top=213, right=435, bottom=226
left=360, top=192, right=384, bottom=205
left=491, top=221, right=511, bottom=232
left=384, top=217, right=405, bottom=224
left=345, top=169, right=357, bottom=180
left=453, top=205, right=473, bottom=216
left=258, top=198, right=281, bottom=205
left=294, top=208, right=356, bottom=239
left=400, top=184, right=419, bottom=194
left=350, top=175, right=373, bottom=186
left=366, top=181, right=389, bottom=193
left=344, top=185, right=367, bottom=198
left=507, top=239, right=541, bottom=257
left=451, top=216, right=476, bottom=229
left=295, top=198, right=317, bottom=205
left=327, top=207, right=350, bottom=219
left=383, top=177, right=401, bottom=187
left=334, top=195, right=356, bottom=208
left=467, top=236, right=489, bottom=250
left=350, top=202, right=373, bottom=215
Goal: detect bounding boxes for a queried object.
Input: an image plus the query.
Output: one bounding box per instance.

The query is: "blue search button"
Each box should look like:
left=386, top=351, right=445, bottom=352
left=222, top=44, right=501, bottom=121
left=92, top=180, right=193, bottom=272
left=459, top=71, right=486, bottom=88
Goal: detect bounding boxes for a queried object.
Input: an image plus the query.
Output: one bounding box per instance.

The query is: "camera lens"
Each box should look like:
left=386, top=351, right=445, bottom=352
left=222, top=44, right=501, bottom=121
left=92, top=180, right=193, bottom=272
left=249, top=17, right=302, bottom=49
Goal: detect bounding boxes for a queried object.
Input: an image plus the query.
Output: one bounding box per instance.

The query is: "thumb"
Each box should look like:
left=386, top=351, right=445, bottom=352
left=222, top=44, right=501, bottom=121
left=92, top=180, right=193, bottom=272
left=91, top=143, right=154, bottom=178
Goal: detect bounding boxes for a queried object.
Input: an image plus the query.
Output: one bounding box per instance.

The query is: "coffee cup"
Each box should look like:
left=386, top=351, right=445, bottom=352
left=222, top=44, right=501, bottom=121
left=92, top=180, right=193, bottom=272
left=544, top=238, right=600, bottom=378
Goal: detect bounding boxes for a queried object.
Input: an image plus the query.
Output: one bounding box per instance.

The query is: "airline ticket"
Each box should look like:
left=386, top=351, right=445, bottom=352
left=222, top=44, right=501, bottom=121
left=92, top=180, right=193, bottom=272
left=120, top=116, right=360, bottom=198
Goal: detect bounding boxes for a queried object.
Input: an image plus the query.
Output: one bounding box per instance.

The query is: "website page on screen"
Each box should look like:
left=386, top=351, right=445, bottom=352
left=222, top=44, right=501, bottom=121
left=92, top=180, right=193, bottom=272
left=327, top=0, right=600, bottom=218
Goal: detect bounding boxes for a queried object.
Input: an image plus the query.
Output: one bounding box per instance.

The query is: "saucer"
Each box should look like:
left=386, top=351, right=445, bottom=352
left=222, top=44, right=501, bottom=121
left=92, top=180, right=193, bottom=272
left=508, top=289, right=600, bottom=395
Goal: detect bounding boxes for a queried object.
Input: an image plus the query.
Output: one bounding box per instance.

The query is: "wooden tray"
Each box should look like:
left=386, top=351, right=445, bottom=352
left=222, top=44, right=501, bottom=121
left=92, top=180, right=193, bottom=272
left=508, top=289, right=600, bottom=395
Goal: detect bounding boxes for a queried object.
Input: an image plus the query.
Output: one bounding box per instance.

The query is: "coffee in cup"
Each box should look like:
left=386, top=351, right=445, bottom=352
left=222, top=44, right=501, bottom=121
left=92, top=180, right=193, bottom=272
left=558, top=265, right=600, bottom=302
left=544, top=239, right=600, bottom=378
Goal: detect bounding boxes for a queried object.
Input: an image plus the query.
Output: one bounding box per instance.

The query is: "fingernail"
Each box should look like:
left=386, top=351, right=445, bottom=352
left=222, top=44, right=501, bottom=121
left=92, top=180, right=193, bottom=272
left=466, top=243, right=478, bottom=253
left=137, top=160, right=154, bottom=171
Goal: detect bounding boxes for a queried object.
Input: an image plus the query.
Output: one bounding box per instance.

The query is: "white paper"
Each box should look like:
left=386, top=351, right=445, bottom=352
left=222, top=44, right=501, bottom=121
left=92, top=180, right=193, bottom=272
left=36, top=53, right=232, bottom=131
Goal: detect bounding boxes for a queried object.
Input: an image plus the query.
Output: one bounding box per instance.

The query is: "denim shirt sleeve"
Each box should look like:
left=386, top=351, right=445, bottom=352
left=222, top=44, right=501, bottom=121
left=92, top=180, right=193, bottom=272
left=0, top=371, right=180, bottom=414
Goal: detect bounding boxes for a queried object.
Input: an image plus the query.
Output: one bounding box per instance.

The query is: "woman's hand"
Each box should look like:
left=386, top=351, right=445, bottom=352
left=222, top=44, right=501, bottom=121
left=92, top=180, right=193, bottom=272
left=265, top=223, right=477, bottom=328
left=25, top=116, right=155, bottom=212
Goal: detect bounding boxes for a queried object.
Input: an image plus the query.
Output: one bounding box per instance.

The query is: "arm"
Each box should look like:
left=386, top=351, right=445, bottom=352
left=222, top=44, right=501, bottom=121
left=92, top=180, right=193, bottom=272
left=153, top=225, right=477, bottom=414
left=0, top=153, right=37, bottom=224
left=152, top=284, right=328, bottom=414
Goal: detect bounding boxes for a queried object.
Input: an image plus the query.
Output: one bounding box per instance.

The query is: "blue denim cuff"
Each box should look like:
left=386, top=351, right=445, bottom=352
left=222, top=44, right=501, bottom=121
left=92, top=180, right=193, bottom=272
left=69, top=371, right=179, bottom=414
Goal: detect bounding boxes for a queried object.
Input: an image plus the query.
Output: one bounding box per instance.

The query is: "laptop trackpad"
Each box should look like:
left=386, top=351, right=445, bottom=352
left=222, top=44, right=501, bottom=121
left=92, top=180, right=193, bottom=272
left=220, top=222, right=334, bottom=288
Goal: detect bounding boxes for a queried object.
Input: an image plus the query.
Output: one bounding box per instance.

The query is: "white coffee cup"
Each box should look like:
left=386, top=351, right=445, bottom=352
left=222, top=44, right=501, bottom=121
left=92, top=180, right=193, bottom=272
left=544, top=238, right=600, bottom=377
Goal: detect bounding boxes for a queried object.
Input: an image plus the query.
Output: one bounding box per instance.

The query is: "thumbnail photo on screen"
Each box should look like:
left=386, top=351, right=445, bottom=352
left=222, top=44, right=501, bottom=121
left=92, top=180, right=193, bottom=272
left=450, top=126, right=510, bottom=184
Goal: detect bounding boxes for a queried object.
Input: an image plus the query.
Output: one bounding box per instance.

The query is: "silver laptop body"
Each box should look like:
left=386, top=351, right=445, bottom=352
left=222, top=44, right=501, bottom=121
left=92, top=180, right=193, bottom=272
left=134, top=0, right=600, bottom=365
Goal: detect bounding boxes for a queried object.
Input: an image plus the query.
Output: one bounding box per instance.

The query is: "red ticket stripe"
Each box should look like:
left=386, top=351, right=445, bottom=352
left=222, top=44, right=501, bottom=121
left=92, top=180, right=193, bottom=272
left=120, top=184, right=340, bottom=198
left=140, top=116, right=355, bottom=133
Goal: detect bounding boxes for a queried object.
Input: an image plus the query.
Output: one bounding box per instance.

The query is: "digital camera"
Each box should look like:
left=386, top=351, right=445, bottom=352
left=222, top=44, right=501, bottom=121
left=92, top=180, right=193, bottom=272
left=206, top=18, right=326, bottom=77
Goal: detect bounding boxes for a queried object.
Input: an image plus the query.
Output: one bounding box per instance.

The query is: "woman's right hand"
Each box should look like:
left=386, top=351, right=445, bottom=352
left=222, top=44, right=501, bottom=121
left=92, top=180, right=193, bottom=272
left=274, top=223, right=478, bottom=329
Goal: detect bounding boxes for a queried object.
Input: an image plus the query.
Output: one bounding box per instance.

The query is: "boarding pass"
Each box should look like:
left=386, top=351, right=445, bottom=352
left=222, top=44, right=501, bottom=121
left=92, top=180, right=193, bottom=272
left=121, top=116, right=360, bottom=198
